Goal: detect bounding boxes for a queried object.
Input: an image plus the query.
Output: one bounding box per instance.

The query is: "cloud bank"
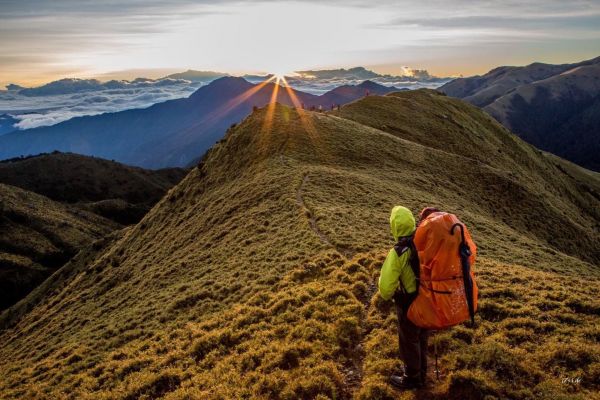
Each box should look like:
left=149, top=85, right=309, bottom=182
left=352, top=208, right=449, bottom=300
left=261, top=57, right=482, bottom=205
left=0, top=78, right=202, bottom=129
left=272, top=66, right=447, bottom=95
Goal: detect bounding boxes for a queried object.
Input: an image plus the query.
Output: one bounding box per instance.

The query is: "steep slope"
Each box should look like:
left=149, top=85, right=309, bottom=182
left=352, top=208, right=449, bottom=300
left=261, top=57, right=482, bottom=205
left=0, top=114, right=18, bottom=136
left=0, top=92, right=598, bottom=400
left=484, top=64, right=600, bottom=171
left=0, top=152, right=187, bottom=224
left=0, top=78, right=393, bottom=169
left=439, top=56, right=600, bottom=171
left=0, top=183, right=118, bottom=310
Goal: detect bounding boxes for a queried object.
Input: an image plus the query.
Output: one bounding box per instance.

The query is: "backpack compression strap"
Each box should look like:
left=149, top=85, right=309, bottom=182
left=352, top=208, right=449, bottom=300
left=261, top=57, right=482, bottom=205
left=451, top=223, right=475, bottom=326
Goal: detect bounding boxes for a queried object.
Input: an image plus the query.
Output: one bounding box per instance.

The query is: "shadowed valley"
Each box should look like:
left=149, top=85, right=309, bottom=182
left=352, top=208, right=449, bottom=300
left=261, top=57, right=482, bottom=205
left=0, top=152, right=186, bottom=310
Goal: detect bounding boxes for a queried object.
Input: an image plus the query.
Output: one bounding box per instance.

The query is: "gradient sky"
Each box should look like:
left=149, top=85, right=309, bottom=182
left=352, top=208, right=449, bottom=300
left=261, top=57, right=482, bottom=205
left=1, top=0, right=600, bottom=87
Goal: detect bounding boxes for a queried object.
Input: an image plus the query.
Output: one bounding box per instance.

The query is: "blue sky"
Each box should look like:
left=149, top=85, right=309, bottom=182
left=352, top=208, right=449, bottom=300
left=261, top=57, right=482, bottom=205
left=1, top=0, right=599, bottom=86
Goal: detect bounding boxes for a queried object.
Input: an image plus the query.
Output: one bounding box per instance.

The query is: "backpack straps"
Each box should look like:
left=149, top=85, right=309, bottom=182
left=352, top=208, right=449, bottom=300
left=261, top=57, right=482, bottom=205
left=393, top=235, right=412, bottom=257
left=393, top=235, right=421, bottom=299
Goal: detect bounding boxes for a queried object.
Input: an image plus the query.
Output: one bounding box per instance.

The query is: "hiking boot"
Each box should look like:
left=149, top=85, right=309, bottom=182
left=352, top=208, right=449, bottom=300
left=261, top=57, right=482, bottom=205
left=389, top=374, right=423, bottom=390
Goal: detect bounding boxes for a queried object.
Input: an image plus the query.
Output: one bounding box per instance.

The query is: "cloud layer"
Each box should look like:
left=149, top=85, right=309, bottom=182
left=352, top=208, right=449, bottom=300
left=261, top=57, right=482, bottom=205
left=0, top=79, right=201, bottom=129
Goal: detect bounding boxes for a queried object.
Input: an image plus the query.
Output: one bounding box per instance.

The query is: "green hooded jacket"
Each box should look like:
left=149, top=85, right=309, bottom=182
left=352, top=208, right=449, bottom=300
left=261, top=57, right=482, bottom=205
left=378, top=206, right=417, bottom=301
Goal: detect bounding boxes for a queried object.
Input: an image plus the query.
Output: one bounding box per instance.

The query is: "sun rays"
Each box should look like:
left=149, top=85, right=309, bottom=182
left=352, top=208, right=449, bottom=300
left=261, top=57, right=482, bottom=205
left=196, top=73, right=325, bottom=159
left=281, top=76, right=318, bottom=138
left=261, top=74, right=319, bottom=137
left=203, top=75, right=277, bottom=127
left=261, top=76, right=281, bottom=135
left=256, top=74, right=326, bottom=159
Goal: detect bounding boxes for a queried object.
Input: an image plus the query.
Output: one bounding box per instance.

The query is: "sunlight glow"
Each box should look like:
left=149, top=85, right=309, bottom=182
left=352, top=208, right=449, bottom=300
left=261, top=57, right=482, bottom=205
left=271, top=70, right=293, bottom=81
left=281, top=76, right=319, bottom=139
left=261, top=77, right=281, bottom=135
left=202, top=75, right=276, bottom=127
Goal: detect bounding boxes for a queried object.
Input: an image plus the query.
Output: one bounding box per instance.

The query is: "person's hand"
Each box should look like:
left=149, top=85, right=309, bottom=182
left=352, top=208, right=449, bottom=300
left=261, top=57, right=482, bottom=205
left=373, top=293, right=393, bottom=315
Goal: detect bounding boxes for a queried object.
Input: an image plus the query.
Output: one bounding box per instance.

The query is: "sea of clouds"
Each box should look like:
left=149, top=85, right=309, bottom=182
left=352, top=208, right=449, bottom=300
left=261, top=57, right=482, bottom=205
left=0, top=79, right=203, bottom=130
left=1, top=68, right=450, bottom=131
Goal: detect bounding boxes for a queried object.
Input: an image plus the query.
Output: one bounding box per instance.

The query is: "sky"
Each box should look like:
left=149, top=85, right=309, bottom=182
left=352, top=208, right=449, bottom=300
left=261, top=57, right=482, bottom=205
left=1, top=0, right=600, bottom=87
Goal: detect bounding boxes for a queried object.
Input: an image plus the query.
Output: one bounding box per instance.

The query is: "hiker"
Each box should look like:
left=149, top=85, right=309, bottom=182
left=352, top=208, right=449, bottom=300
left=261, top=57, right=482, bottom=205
left=378, top=206, right=427, bottom=389
left=379, top=206, right=478, bottom=390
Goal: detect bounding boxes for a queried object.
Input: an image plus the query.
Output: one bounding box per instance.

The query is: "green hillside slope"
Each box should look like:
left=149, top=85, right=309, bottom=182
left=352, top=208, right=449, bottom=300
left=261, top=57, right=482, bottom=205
left=0, top=91, right=598, bottom=399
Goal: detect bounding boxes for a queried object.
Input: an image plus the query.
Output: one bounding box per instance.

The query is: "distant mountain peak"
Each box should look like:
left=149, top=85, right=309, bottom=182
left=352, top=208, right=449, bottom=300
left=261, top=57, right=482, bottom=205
left=5, top=83, right=25, bottom=91
left=211, top=75, right=251, bottom=84
left=357, top=80, right=381, bottom=89
left=190, top=76, right=253, bottom=94
left=163, top=69, right=227, bottom=82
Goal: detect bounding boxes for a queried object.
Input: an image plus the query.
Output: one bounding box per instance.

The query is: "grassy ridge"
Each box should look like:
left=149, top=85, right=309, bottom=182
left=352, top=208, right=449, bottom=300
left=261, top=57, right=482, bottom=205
left=0, top=92, right=598, bottom=399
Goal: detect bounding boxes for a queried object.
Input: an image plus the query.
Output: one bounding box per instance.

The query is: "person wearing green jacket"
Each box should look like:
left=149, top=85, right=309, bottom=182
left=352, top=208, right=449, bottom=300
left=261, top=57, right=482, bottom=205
left=378, top=205, right=428, bottom=390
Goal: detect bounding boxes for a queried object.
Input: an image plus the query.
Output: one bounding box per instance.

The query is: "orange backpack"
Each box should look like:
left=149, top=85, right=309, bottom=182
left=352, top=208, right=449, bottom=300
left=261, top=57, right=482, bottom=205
left=407, top=212, right=478, bottom=329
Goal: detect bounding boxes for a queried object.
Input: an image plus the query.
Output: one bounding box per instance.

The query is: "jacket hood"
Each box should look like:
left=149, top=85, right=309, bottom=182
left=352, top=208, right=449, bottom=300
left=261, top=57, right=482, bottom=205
left=390, top=206, right=416, bottom=240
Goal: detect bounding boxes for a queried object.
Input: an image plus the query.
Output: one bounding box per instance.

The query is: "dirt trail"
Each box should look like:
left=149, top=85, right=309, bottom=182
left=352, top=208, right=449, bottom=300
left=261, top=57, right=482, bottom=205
left=295, top=173, right=354, bottom=259
left=295, top=172, right=372, bottom=397
left=295, top=172, right=439, bottom=398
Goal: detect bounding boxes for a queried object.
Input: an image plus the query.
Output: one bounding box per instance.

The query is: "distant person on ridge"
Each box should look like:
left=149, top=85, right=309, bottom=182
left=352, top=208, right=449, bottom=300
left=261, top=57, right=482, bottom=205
left=378, top=206, right=437, bottom=389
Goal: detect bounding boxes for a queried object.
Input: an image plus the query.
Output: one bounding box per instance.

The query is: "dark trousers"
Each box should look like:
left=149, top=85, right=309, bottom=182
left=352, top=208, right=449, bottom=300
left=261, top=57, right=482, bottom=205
left=395, top=300, right=428, bottom=382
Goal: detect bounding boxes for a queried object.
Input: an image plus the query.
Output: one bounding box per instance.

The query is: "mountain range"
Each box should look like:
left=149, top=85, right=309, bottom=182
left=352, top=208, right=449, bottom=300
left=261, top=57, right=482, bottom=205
left=440, top=56, right=600, bottom=171
left=0, top=89, right=597, bottom=399
left=163, top=70, right=227, bottom=82
left=13, top=77, right=194, bottom=97
left=4, top=66, right=439, bottom=97
left=0, top=78, right=399, bottom=169
left=294, top=66, right=437, bottom=82
left=3, top=57, right=599, bottom=172
left=1, top=66, right=448, bottom=131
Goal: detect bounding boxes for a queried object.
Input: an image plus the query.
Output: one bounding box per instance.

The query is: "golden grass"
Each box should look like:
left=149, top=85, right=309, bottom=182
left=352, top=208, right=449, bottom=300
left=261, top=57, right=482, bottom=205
left=0, top=92, right=598, bottom=399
